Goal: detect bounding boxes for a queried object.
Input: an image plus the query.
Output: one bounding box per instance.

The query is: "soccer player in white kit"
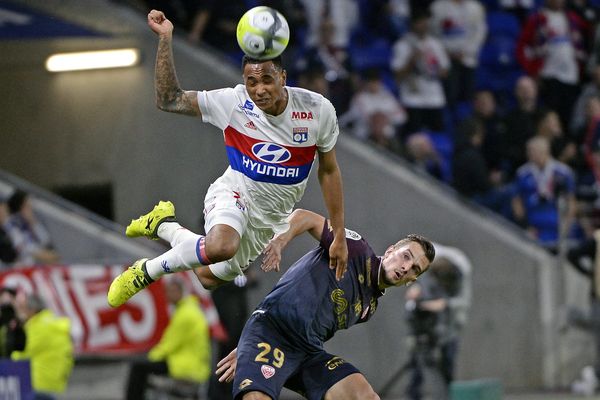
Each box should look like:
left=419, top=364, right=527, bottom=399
left=107, top=9, right=347, bottom=307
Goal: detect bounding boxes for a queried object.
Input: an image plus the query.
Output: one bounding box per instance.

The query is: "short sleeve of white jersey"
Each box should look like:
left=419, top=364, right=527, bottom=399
left=390, top=40, right=411, bottom=71
left=316, top=97, right=339, bottom=153
left=197, top=87, right=238, bottom=130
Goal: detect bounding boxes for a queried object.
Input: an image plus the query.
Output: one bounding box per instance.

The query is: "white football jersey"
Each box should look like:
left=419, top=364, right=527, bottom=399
left=197, top=84, right=339, bottom=229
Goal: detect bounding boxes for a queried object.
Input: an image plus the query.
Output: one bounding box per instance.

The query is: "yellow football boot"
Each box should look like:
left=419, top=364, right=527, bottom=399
left=107, top=258, right=153, bottom=307
left=125, top=200, right=176, bottom=239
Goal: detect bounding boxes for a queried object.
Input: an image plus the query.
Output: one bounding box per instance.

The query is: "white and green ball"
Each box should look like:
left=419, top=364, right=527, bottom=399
left=236, top=6, right=290, bottom=60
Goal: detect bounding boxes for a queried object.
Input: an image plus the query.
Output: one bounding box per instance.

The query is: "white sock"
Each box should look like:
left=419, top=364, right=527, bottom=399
left=145, top=237, right=207, bottom=280
left=157, top=221, right=198, bottom=246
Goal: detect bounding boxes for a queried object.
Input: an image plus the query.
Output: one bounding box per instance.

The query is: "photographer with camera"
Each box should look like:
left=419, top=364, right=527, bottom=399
left=404, top=243, right=472, bottom=400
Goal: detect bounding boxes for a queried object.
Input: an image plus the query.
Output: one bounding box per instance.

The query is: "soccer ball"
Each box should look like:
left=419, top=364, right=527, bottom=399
left=236, top=6, right=290, bottom=60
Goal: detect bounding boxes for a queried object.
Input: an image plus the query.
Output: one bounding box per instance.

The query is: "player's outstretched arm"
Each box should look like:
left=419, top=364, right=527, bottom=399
left=317, top=149, right=348, bottom=280
left=148, top=9, right=201, bottom=117
left=261, top=209, right=325, bottom=272
left=216, top=347, right=237, bottom=383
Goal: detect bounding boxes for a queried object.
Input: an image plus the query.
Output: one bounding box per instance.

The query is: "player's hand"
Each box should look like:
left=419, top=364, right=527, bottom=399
left=261, top=235, right=285, bottom=272
left=216, top=347, right=237, bottom=383
left=147, top=10, right=174, bottom=36
left=329, top=235, right=348, bottom=281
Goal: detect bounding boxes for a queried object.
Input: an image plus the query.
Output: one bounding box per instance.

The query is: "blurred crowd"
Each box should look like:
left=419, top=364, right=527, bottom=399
left=126, top=0, right=600, bottom=254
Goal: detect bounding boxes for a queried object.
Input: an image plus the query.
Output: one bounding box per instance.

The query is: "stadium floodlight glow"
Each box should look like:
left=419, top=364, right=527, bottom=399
left=45, top=48, right=140, bottom=72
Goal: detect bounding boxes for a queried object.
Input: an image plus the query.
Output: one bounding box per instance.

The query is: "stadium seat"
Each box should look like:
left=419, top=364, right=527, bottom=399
left=349, top=37, right=392, bottom=71
left=486, top=11, right=520, bottom=39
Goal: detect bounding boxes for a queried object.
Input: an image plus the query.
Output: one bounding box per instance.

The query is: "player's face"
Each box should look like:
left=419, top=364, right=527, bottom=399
left=381, top=242, right=430, bottom=287
left=243, top=61, right=287, bottom=115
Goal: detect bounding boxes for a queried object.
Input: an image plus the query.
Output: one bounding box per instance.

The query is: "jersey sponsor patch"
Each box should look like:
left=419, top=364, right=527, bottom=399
left=325, top=356, right=347, bottom=370
left=239, top=379, right=253, bottom=389
left=345, top=229, right=361, bottom=240
left=261, top=365, right=276, bottom=379
left=224, top=126, right=317, bottom=185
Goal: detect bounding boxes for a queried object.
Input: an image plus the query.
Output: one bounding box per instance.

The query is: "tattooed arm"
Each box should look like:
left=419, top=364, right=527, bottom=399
left=147, top=9, right=201, bottom=117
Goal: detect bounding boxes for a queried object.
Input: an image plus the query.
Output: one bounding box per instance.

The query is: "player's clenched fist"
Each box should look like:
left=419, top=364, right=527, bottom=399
left=147, top=9, right=173, bottom=36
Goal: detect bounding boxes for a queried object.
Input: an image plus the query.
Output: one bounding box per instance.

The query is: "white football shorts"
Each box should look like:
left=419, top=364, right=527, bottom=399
left=203, top=180, right=286, bottom=281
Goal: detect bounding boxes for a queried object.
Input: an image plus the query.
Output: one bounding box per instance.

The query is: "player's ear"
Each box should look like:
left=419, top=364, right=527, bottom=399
left=383, top=245, right=394, bottom=258
left=280, top=69, right=287, bottom=85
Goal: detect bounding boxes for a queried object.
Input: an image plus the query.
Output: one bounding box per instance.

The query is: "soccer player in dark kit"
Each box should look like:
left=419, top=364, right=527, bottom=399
left=215, top=209, right=435, bottom=400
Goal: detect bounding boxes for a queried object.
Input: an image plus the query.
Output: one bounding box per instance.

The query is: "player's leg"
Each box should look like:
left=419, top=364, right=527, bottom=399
left=323, top=373, right=380, bottom=400
left=284, top=352, right=377, bottom=400
left=107, top=185, right=249, bottom=306
left=240, top=391, right=272, bottom=400
left=233, top=312, right=302, bottom=400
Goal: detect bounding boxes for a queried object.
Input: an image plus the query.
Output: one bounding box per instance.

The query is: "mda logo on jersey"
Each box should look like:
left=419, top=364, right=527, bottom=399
left=291, top=111, right=313, bottom=120
left=252, top=142, right=291, bottom=164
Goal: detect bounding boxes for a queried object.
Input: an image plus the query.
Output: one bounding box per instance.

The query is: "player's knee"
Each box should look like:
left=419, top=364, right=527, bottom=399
left=206, top=226, right=240, bottom=261
left=208, top=240, right=238, bottom=260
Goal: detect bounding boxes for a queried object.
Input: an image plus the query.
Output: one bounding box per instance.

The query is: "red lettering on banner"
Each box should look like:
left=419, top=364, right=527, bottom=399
left=0, top=265, right=226, bottom=354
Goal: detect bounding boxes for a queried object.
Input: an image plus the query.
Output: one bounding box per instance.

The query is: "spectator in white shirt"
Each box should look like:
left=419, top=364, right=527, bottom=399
left=391, top=10, right=450, bottom=136
left=430, top=0, right=487, bottom=107
left=340, top=68, right=406, bottom=152
left=516, top=0, right=590, bottom=127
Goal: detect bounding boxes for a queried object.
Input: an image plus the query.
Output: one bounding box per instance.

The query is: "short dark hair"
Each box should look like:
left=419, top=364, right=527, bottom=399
left=392, top=234, right=436, bottom=264
left=0, top=287, right=17, bottom=297
left=241, top=54, right=284, bottom=72
left=7, top=190, right=27, bottom=214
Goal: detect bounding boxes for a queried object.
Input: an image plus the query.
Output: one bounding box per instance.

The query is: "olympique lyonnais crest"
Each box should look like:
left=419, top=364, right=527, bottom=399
left=261, top=365, right=276, bottom=379
left=292, top=127, right=308, bottom=143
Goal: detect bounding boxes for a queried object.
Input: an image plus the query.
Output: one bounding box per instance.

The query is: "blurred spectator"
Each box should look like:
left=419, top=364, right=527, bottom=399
left=340, top=68, right=406, bottom=152
left=452, top=118, right=490, bottom=198
left=297, top=64, right=330, bottom=96
left=363, top=0, right=411, bottom=41
left=300, top=0, right=359, bottom=50
left=504, top=76, right=548, bottom=177
left=391, top=10, right=449, bottom=135
left=471, top=90, right=509, bottom=175
left=4, top=190, right=59, bottom=266
left=125, top=278, right=211, bottom=400
left=511, top=136, right=577, bottom=249
left=0, top=287, right=24, bottom=358
left=185, top=0, right=246, bottom=55
left=430, top=0, right=487, bottom=106
left=516, top=0, right=590, bottom=127
left=571, top=65, right=600, bottom=136
left=297, top=0, right=359, bottom=113
left=583, top=96, right=600, bottom=188
left=404, top=244, right=471, bottom=400
left=405, top=132, right=445, bottom=180
left=452, top=118, right=510, bottom=215
left=587, top=22, right=600, bottom=74
left=568, top=0, right=598, bottom=25
left=535, top=109, right=578, bottom=167
left=0, top=197, right=16, bottom=268
left=11, top=293, right=73, bottom=400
